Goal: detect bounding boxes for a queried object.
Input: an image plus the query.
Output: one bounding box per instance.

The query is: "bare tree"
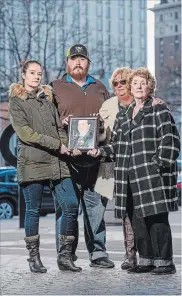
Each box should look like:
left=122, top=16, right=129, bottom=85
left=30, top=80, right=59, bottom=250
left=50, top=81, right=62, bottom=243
left=0, top=0, right=145, bottom=99
left=157, top=66, right=181, bottom=103
left=0, top=0, right=78, bottom=96
left=156, top=64, right=181, bottom=129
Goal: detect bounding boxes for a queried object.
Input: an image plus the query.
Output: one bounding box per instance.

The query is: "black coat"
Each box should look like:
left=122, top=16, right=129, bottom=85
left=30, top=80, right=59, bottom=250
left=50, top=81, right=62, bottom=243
left=100, top=97, right=180, bottom=218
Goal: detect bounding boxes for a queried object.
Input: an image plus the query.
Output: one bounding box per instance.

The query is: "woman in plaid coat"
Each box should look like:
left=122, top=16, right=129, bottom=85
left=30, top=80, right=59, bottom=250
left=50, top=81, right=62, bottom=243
left=88, top=68, right=180, bottom=275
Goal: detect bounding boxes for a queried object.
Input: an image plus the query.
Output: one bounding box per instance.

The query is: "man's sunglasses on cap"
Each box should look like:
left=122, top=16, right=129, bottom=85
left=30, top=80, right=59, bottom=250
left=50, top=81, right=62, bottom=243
left=113, top=79, right=127, bottom=87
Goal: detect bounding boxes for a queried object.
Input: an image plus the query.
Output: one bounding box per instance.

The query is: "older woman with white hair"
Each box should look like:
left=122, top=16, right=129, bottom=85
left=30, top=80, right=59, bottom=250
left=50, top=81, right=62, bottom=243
left=90, top=67, right=180, bottom=275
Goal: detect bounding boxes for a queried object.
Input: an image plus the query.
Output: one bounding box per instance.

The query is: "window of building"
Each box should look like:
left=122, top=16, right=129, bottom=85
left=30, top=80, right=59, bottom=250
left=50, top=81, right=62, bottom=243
left=160, top=38, right=164, bottom=53
left=140, top=0, right=145, bottom=9
left=160, top=27, right=164, bottom=35
left=160, top=14, right=163, bottom=22
left=119, top=24, right=124, bottom=34
left=97, top=2, right=102, bottom=17
left=97, top=18, right=102, bottom=31
left=140, top=37, right=145, bottom=49
left=175, top=35, right=179, bottom=43
left=130, top=23, right=132, bottom=34
left=97, top=34, right=102, bottom=43
left=175, top=35, right=179, bottom=50
left=105, top=20, right=110, bottom=32
left=129, top=9, right=132, bottom=21
left=0, top=54, right=3, bottom=65
left=140, top=9, right=145, bottom=22
left=160, top=38, right=164, bottom=45
left=129, top=37, right=132, bottom=48
left=119, top=6, right=125, bottom=20
left=119, top=48, right=124, bottom=61
left=175, top=25, right=178, bottom=32
left=33, top=0, right=39, bottom=10
left=175, top=11, right=178, bottom=19
left=119, top=7, right=124, bottom=19
left=175, top=77, right=180, bottom=86
left=140, top=51, right=145, bottom=64
left=160, top=52, right=164, bottom=65
left=74, top=2, right=79, bottom=14
left=106, top=6, right=110, bottom=18
left=140, top=23, right=145, bottom=35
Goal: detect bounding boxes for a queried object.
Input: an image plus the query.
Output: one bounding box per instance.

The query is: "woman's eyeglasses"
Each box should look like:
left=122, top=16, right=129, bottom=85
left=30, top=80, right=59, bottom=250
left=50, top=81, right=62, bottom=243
left=113, top=79, right=126, bottom=87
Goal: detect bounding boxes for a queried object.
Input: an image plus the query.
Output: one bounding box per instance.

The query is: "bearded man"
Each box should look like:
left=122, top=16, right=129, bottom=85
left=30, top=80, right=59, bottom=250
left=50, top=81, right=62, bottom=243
left=50, top=44, right=114, bottom=268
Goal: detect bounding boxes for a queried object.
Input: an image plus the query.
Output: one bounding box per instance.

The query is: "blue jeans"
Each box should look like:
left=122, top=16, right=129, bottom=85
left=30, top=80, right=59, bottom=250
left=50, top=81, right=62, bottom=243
left=22, top=179, right=78, bottom=237
left=83, top=188, right=108, bottom=260
left=55, top=178, right=108, bottom=261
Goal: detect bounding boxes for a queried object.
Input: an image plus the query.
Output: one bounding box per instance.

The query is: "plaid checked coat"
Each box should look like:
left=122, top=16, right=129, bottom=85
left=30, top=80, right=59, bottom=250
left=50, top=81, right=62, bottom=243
left=100, top=96, right=180, bottom=219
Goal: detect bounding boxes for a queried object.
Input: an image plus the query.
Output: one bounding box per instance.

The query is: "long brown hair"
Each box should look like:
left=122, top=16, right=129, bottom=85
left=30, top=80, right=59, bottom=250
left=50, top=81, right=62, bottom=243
left=20, top=59, right=42, bottom=86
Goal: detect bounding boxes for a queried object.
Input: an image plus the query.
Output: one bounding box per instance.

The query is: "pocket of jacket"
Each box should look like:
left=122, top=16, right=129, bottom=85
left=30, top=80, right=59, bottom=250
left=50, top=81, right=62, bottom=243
left=26, top=146, right=49, bottom=164
left=149, top=161, right=163, bottom=178
left=151, top=155, right=164, bottom=176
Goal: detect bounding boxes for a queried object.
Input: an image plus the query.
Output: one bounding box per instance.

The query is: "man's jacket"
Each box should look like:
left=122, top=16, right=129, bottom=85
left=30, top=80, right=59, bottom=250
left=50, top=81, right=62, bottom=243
left=51, top=73, right=110, bottom=184
left=51, top=74, right=110, bottom=119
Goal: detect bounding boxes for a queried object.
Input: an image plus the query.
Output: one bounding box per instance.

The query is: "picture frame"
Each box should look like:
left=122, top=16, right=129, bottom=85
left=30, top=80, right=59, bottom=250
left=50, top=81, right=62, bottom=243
left=68, top=116, right=99, bottom=152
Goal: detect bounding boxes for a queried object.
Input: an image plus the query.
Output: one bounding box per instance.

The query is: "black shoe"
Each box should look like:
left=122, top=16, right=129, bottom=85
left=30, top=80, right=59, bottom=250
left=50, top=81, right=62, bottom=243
left=127, top=265, right=155, bottom=273
left=151, top=264, right=176, bottom=275
left=121, top=261, right=137, bottom=270
left=90, top=257, right=115, bottom=268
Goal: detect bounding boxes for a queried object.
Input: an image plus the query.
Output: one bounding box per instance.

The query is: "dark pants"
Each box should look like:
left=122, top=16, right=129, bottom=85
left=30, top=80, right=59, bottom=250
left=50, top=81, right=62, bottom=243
left=22, top=179, right=78, bottom=237
left=127, top=183, right=173, bottom=267
left=55, top=178, right=79, bottom=254
left=55, top=177, right=108, bottom=261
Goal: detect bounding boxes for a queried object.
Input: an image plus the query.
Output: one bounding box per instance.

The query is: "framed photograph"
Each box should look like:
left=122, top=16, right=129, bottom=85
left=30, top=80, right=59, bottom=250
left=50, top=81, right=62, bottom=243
left=68, top=116, right=99, bottom=151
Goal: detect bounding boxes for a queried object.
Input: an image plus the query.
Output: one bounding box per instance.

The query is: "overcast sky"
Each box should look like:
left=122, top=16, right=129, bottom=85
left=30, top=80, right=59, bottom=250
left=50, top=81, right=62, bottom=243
left=147, top=0, right=160, bottom=75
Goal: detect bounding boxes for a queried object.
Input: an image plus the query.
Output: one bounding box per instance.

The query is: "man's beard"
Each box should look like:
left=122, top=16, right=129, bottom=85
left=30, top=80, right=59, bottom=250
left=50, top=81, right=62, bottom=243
left=67, top=65, right=89, bottom=80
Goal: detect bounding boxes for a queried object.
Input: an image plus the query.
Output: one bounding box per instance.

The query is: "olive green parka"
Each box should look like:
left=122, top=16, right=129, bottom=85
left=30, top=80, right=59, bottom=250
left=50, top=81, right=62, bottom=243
left=8, top=83, right=70, bottom=184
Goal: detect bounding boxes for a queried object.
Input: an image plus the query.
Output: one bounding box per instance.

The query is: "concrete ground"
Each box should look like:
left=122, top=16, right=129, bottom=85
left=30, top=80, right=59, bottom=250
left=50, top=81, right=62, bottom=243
left=0, top=208, right=181, bottom=295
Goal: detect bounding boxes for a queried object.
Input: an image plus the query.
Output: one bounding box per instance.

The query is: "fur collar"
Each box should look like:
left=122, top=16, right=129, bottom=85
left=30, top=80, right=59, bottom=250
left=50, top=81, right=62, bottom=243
left=9, top=83, right=53, bottom=101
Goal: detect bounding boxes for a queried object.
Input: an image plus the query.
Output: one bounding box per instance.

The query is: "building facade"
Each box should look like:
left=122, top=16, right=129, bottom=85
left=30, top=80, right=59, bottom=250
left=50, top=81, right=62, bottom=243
left=0, top=0, right=147, bottom=166
left=0, top=0, right=147, bottom=95
left=150, top=0, right=181, bottom=128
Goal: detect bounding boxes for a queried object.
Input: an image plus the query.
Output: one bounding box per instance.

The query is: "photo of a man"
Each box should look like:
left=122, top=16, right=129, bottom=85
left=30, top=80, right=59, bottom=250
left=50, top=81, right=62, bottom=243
left=69, top=118, right=97, bottom=150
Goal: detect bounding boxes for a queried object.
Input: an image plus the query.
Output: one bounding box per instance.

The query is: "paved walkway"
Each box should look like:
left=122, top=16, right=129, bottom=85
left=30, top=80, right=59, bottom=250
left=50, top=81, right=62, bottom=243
left=0, top=210, right=181, bottom=295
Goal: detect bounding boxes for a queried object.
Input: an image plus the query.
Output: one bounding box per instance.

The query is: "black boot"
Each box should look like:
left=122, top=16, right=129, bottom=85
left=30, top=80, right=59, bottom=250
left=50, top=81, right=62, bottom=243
left=57, top=235, right=82, bottom=272
left=24, top=235, right=47, bottom=273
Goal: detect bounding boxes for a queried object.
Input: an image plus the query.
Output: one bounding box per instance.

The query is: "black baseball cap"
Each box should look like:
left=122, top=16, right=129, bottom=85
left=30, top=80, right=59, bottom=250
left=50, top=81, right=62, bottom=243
left=66, top=44, right=90, bottom=61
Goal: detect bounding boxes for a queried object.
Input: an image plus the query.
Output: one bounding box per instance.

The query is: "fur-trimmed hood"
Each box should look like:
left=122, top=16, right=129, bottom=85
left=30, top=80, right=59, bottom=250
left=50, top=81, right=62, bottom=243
left=9, top=83, right=53, bottom=101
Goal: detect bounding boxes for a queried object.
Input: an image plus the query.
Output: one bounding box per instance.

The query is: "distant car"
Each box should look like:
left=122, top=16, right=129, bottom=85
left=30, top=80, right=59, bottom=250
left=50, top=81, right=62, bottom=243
left=177, top=172, right=182, bottom=206
left=0, top=168, right=55, bottom=219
